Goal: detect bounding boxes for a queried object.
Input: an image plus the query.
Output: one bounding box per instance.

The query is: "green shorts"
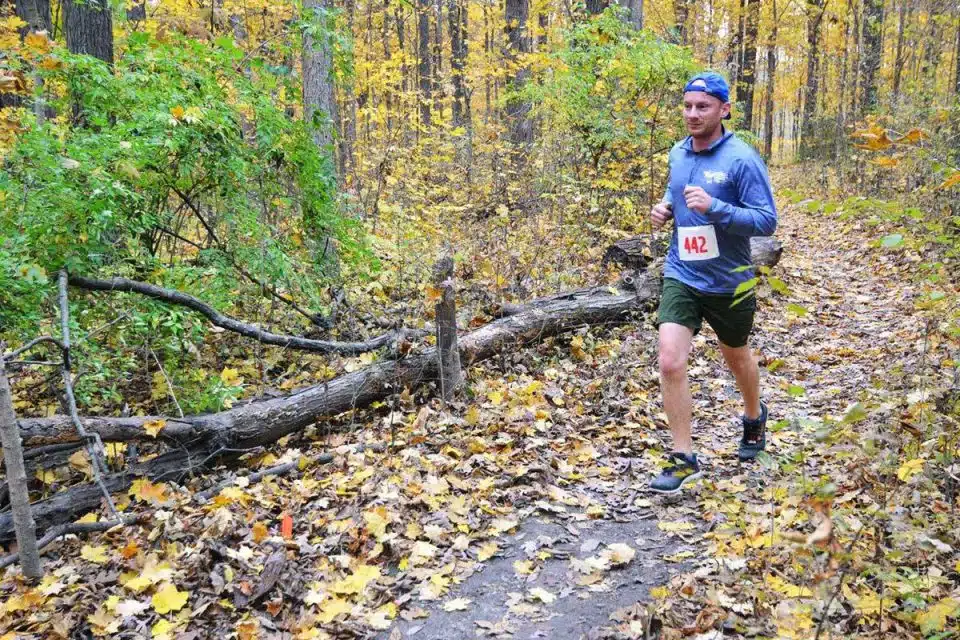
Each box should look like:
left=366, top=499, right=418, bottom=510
left=657, top=277, right=756, bottom=348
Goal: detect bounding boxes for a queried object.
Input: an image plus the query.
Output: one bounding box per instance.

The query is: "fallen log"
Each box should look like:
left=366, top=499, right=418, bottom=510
left=602, top=235, right=783, bottom=270
left=3, top=273, right=659, bottom=540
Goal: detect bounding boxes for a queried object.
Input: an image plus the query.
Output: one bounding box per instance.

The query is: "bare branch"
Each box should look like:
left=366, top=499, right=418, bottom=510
left=68, top=274, right=413, bottom=355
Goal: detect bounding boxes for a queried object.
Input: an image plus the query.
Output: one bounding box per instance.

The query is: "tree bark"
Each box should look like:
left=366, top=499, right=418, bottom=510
left=799, top=0, right=827, bottom=160
left=432, top=256, right=462, bottom=401
left=0, top=353, right=42, bottom=578
left=618, top=0, right=643, bottom=28
left=62, top=0, right=113, bottom=65
left=860, top=0, right=884, bottom=114
left=762, top=1, right=778, bottom=160
left=504, top=0, right=532, bottom=146
left=303, top=0, right=339, bottom=158
left=0, top=0, right=51, bottom=112
left=449, top=0, right=469, bottom=128
left=4, top=278, right=658, bottom=539
left=954, top=13, right=960, bottom=97
left=891, top=0, right=908, bottom=101
left=417, top=0, right=432, bottom=128
left=738, top=0, right=760, bottom=131
left=673, top=0, right=691, bottom=44
left=586, top=0, right=608, bottom=14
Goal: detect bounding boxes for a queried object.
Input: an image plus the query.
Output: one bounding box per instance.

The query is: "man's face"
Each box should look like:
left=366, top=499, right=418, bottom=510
left=682, top=91, right=730, bottom=137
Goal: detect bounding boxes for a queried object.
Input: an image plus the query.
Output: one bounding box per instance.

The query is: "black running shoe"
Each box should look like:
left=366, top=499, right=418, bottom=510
left=738, top=402, right=768, bottom=462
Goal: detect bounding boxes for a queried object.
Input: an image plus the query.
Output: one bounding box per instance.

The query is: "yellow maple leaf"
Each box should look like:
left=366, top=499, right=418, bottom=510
left=363, top=508, right=390, bottom=540
left=220, top=367, right=243, bottom=386
left=35, top=468, right=56, bottom=484
left=657, top=520, right=695, bottom=533
left=151, top=583, right=188, bottom=614
left=80, top=544, right=110, bottom=564
left=939, top=171, right=960, bottom=190
left=170, top=105, right=185, bottom=120
left=317, top=596, right=352, bottom=623
left=130, top=478, right=168, bottom=502
left=143, top=419, right=166, bottom=438
left=152, top=619, right=174, bottom=639
left=251, top=522, right=269, bottom=543
left=897, top=458, right=924, bottom=482
left=121, top=557, right=174, bottom=592
left=330, top=564, right=381, bottom=595
left=477, top=541, right=499, bottom=561
left=916, top=598, right=960, bottom=634
left=513, top=559, right=535, bottom=575
left=765, top=574, right=812, bottom=598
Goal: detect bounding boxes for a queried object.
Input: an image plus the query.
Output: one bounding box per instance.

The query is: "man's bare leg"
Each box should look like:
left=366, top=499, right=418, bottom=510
left=658, top=323, right=695, bottom=454
left=718, top=342, right=761, bottom=420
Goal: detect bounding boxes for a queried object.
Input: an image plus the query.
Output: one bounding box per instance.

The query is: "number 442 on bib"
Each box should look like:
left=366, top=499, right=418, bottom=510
left=678, top=225, right=719, bottom=261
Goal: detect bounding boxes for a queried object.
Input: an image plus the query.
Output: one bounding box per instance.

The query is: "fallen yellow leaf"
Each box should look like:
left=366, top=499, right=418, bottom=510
left=151, top=583, right=188, bottom=614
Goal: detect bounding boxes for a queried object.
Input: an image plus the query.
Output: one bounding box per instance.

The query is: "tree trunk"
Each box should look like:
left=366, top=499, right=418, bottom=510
left=303, top=0, right=338, bottom=157
left=673, top=0, right=691, bottom=44
left=0, top=0, right=51, bottom=112
left=586, top=0, right=608, bottom=14
left=432, top=257, right=462, bottom=401
left=800, top=0, right=827, bottom=160
left=763, top=4, right=778, bottom=160
left=504, top=0, right=532, bottom=146
left=449, top=0, right=469, bottom=128
left=955, top=14, right=960, bottom=96
left=618, top=0, right=643, bottom=28
left=738, top=0, right=760, bottom=131
left=5, top=279, right=658, bottom=539
left=62, top=0, right=113, bottom=65
left=860, top=0, right=884, bottom=114
left=725, top=0, right=743, bottom=89
left=432, top=0, right=443, bottom=115
left=891, top=0, right=908, bottom=101
left=340, top=0, right=357, bottom=180
left=0, top=353, right=42, bottom=578
left=417, top=0, right=432, bottom=128
left=126, top=1, right=146, bottom=23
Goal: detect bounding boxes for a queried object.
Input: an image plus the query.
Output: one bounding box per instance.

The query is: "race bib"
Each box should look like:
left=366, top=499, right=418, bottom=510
left=678, top=225, right=719, bottom=261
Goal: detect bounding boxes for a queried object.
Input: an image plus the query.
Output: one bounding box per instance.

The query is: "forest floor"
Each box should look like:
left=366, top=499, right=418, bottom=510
left=1, top=169, right=958, bottom=639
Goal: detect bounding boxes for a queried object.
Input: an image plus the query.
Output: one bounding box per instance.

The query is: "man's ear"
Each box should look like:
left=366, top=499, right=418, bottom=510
left=721, top=103, right=731, bottom=118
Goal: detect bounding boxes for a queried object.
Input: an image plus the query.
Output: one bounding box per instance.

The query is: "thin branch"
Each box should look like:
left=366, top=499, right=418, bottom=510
left=3, top=337, right=66, bottom=361
left=58, top=271, right=119, bottom=520
left=68, top=274, right=416, bottom=355
left=150, top=349, right=184, bottom=419
left=0, top=514, right=140, bottom=571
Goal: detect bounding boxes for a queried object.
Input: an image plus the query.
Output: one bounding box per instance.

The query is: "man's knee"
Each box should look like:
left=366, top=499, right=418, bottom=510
left=659, top=348, right=687, bottom=378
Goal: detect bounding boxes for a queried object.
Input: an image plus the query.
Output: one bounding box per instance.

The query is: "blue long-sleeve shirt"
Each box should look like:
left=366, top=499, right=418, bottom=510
left=662, top=128, right=777, bottom=294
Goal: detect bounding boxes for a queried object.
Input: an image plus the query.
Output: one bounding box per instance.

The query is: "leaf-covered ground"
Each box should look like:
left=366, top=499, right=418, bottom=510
left=1, top=170, right=959, bottom=639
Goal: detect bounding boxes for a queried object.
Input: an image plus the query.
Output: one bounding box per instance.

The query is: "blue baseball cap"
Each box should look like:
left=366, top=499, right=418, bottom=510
left=684, top=72, right=732, bottom=119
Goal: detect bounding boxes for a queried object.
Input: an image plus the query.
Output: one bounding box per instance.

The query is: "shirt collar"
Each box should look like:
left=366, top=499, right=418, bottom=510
left=681, top=126, right=734, bottom=153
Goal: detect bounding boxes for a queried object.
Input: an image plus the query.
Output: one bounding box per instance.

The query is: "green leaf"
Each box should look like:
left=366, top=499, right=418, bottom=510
left=786, top=303, right=809, bottom=317
left=733, top=277, right=759, bottom=297
left=929, top=291, right=946, bottom=301
left=766, top=358, right=786, bottom=372
left=731, top=265, right=754, bottom=273
left=768, top=277, right=789, bottom=294
left=881, top=233, right=904, bottom=248
left=787, top=384, right=805, bottom=398
left=842, top=402, right=867, bottom=424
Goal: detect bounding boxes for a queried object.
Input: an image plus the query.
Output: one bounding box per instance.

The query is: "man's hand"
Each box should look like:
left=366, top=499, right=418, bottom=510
left=683, top=185, right=713, bottom=214
left=650, top=201, right=674, bottom=229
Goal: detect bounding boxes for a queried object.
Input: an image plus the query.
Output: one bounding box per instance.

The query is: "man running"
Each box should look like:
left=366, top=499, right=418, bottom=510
left=648, top=72, right=778, bottom=494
